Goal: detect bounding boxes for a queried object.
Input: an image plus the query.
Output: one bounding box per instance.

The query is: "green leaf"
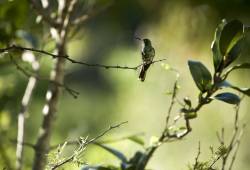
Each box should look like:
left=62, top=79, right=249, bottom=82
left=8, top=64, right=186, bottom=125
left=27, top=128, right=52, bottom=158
left=212, top=19, right=226, bottom=71
left=212, top=19, right=244, bottom=71
left=95, top=143, right=127, bottom=163
left=99, top=134, right=144, bottom=146
left=223, top=63, right=250, bottom=79
left=224, top=37, right=244, bottom=67
left=213, top=92, right=240, bottom=105
left=127, top=135, right=144, bottom=146
left=219, top=20, right=244, bottom=57
left=188, top=60, right=212, bottom=92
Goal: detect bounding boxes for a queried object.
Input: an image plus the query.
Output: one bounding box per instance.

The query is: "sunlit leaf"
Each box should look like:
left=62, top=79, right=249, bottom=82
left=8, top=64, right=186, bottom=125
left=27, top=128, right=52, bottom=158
left=211, top=19, right=226, bottom=72
left=125, top=136, right=144, bottom=146
left=188, top=60, right=212, bottom=92
left=213, top=92, right=240, bottom=105
left=212, top=19, right=244, bottom=71
left=224, top=37, right=244, bottom=67
left=219, top=20, right=244, bottom=56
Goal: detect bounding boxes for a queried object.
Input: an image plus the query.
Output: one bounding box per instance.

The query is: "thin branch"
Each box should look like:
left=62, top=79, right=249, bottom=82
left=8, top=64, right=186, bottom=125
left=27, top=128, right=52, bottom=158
left=0, top=45, right=166, bottom=70
left=193, top=141, right=201, bottom=170
left=16, top=54, right=39, bottom=170
left=217, top=100, right=245, bottom=170
left=229, top=124, right=246, bottom=170
left=165, top=79, right=179, bottom=127
left=50, top=121, right=127, bottom=170
left=50, top=132, right=144, bottom=151
left=10, top=55, right=79, bottom=98
left=209, top=154, right=223, bottom=169
left=221, top=105, right=241, bottom=170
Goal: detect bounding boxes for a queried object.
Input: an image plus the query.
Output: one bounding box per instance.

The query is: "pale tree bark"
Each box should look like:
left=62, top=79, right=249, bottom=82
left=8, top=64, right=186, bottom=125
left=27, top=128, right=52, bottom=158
left=32, top=0, right=77, bottom=169
left=16, top=54, right=40, bottom=170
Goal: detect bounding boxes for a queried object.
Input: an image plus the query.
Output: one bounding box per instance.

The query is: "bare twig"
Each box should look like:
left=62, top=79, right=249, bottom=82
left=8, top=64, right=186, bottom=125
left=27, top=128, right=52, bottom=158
left=214, top=100, right=246, bottom=170
left=50, top=121, right=127, bottom=170
left=221, top=105, right=241, bottom=170
left=193, top=141, right=201, bottom=170
left=165, top=79, right=179, bottom=127
left=209, top=154, right=223, bottom=169
left=0, top=45, right=166, bottom=70
left=229, top=124, right=246, bottom=170
left=16, top=53, right=40, bottom=170
left=50, top=132, right=144, bottom=151
left=10, top=56, right=79, bottom=98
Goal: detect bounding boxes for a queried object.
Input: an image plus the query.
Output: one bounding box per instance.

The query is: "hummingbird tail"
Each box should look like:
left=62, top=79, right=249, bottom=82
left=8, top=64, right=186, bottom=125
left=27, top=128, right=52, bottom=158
left=139, top=64, right=150, bottom=82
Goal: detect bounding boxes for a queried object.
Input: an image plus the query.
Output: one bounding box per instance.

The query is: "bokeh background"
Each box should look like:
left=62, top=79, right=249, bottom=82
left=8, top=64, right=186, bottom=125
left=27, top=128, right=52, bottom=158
left=0, top=0, right=250, bottom=169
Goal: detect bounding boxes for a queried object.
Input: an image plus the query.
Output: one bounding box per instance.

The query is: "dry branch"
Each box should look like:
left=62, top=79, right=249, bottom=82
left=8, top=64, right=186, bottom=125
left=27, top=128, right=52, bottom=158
left=0, top=45, right=166, bottom=70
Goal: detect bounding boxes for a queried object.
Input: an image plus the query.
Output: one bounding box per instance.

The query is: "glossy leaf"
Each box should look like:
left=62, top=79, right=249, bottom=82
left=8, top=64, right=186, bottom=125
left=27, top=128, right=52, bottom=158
left=188, top=60, right=212, bottom=92
left=224, top=37, right=244, bottom=67
left=219, top=20, right=244, bottom=56
left=213, top=92, right=240, bottom=105
left=212, top=20, right=226, bottom=71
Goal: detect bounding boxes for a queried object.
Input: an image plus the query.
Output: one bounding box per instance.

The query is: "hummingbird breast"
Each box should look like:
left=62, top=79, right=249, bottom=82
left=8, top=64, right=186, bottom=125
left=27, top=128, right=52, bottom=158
left=142, top=46, right=155, bottom=63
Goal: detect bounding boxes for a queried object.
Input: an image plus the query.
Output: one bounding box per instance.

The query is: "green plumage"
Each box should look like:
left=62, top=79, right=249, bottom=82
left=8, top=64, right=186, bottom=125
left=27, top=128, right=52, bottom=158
left=139, top=39, right=155, bottom=81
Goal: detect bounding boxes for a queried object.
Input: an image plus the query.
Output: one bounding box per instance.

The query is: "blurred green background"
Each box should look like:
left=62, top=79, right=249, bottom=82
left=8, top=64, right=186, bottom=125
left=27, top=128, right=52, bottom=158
left=0, top=0, right=250, bottom=169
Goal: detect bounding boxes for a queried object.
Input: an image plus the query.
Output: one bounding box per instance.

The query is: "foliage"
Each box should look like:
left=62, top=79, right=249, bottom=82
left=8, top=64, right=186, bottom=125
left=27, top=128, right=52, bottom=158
left=0, top=1, right=249, bottom=170
left=80, top=19, right=250, bottom=170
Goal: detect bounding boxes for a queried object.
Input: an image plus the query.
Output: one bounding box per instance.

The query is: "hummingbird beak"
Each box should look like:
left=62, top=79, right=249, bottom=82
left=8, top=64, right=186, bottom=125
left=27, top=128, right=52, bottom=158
left=135, top=36, right=142, bottom=41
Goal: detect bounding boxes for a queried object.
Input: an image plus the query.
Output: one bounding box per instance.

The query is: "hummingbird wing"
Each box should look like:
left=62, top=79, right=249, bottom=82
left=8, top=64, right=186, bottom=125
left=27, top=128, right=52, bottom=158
left=139, top=43, right=155, bottom=81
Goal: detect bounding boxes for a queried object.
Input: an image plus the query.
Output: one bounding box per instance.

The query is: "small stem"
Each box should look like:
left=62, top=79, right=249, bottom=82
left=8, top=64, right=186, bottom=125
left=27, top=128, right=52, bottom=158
left=193, top=142, right=201, bottom=170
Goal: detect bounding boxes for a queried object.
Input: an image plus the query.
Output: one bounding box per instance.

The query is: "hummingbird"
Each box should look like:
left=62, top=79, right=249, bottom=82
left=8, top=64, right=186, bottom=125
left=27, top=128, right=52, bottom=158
left=136, top=37, right=155, bottom=81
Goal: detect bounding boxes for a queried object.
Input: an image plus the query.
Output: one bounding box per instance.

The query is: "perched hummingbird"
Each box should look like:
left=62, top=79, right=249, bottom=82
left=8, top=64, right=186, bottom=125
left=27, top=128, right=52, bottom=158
left=136, top=38, right=155, bottom=81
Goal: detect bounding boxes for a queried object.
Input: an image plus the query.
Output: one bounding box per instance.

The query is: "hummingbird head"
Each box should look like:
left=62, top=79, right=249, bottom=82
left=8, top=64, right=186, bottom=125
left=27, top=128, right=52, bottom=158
left=143, top=38, right=151, bottom=46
